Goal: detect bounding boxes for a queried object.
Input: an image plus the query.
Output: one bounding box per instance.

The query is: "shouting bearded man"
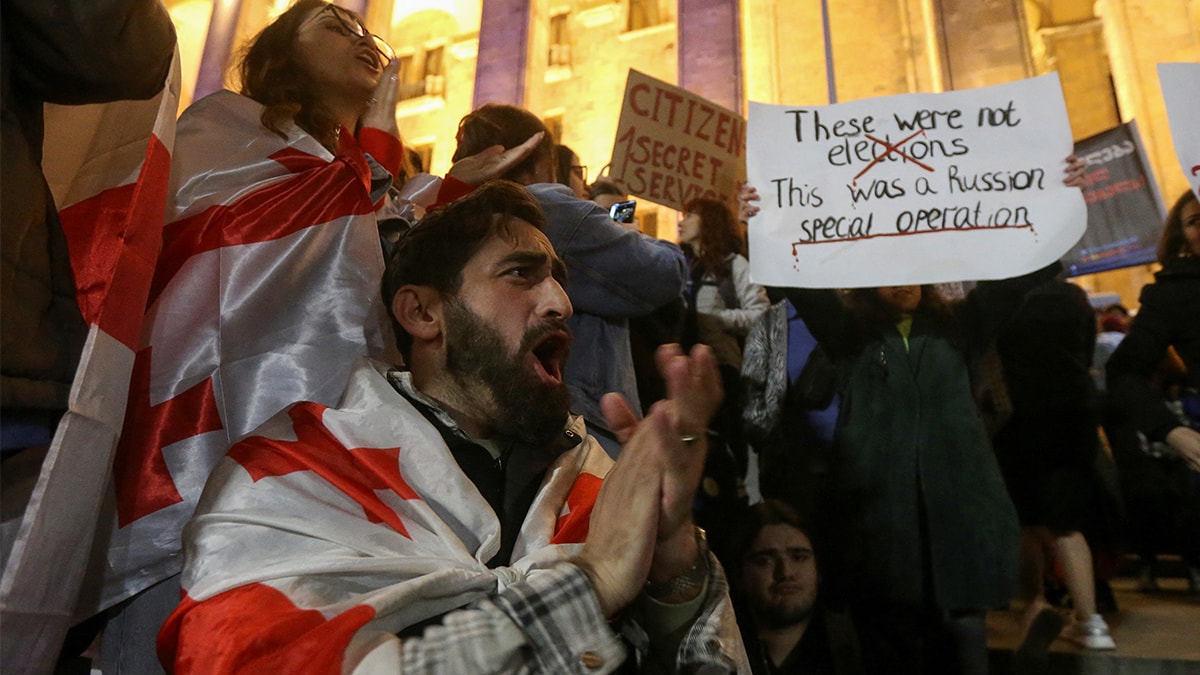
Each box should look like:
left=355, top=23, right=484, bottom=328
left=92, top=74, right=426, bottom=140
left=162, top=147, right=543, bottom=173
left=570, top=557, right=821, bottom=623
left=157, top=181, right=748, bottom=674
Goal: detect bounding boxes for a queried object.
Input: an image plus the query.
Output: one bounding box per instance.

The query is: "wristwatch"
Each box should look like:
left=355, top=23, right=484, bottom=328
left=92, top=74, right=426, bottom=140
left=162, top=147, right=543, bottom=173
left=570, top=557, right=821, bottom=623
left=644, top=527, right=709, bottom=600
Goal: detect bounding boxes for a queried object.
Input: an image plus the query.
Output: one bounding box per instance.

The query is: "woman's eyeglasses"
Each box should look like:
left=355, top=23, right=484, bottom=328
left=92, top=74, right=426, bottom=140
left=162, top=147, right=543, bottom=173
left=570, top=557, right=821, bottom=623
left=312, top=5, right=396, bottom=65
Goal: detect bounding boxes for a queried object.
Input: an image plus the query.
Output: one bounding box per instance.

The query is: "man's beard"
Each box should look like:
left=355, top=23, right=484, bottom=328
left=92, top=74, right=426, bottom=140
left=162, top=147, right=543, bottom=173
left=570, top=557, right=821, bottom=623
left=749, top=591, right=817, bottom=629
left=443, top=299, right=572, bottom=446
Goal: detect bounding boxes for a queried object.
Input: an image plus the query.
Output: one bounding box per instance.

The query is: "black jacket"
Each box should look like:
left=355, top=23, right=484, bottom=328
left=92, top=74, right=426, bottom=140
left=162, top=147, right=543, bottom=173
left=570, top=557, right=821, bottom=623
left=1107, top=256, right=1200, bottom=441
left=1, top=0, right=175, bottom=411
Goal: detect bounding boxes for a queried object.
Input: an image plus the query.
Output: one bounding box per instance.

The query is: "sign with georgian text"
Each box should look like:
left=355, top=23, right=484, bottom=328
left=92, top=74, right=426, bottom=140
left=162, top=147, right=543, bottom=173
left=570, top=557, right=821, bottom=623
left=747, top=73, right=1086, bottom=288
left=1063, top=121, right=1165, bottom=276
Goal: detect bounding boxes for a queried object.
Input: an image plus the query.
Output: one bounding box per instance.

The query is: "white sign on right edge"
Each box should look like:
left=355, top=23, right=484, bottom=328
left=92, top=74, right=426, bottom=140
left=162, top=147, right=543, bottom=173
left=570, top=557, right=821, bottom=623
left=1158, top=63, right=1200, bottom=200
left=747, top=73, right=1086, bottom=288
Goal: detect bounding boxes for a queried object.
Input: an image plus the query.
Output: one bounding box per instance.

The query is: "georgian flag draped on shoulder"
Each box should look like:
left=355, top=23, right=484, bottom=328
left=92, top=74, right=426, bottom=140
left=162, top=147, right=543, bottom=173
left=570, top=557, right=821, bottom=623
left=0, top=55, right=180, bottom=673
left=157, top=359, right=609, bottom=674
left=86, top=89, right=395, bottom=614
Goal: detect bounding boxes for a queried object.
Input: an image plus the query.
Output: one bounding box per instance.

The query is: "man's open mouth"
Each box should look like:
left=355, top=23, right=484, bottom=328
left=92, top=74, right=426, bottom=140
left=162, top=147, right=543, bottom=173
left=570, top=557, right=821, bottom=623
left=529, top=331, right=570, bottom=385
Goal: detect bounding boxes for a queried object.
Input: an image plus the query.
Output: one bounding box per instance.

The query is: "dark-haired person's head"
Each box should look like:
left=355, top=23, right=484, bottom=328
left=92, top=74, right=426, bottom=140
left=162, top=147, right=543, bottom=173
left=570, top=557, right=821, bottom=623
left=383, top=181, right=572, bottom=444
left=238, top=0, right=391, bottom=149
left=1099, top=304, right=1130, bottom=334
left=452, top=105, right=556, bottom=185
left=679, top=198, right=743, bottom=278
left=845, top=283, right=954, bottom=329
left=589, top=178, right=628, bottom=212
left=1158, top=190, right=1200, bottom=263
left=731, top=500, right=821, bottom=630
left=555, top=144, right=587, bottom=199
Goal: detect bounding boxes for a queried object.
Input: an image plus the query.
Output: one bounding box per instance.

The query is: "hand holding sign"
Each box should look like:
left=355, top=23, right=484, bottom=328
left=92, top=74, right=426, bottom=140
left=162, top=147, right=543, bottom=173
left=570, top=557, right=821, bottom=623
left=738, top=182, right=761, bottom=221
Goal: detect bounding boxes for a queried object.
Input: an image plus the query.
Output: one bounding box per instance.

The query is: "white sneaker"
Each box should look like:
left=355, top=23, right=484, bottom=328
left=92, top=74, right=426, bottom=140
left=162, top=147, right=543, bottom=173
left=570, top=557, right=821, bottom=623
left=1061, top=613, right=1116, bottom=650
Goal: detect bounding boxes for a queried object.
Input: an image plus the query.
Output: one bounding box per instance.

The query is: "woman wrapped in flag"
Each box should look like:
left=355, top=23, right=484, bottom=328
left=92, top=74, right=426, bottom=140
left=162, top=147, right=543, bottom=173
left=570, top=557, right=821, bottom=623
left=100, top=0, right=540, bottom=641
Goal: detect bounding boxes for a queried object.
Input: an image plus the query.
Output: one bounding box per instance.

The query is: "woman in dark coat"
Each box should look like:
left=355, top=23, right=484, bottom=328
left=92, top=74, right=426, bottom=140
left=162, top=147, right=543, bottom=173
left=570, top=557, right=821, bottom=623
left=1107, top=190, right=1200, bottom=471
left=782, top=279, right=1029, bottom=675
left=1106, top=190, right=1200, bottom=592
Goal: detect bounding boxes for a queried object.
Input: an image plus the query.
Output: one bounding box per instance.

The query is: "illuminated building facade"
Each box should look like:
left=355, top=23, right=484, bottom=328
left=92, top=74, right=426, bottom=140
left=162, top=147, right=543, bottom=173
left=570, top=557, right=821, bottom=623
left=165, top=0, right=1198, bottom=302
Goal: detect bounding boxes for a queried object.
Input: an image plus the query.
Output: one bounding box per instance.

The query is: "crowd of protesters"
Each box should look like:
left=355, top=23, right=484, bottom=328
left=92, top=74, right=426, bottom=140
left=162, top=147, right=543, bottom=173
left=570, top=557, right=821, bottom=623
left=3, top=1, right=1199, bottom=673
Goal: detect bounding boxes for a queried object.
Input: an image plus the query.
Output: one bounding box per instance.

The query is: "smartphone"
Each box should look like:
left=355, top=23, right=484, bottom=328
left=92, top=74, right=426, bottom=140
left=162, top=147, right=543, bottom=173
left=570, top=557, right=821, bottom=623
left=609, top=199, right=637, bottom=224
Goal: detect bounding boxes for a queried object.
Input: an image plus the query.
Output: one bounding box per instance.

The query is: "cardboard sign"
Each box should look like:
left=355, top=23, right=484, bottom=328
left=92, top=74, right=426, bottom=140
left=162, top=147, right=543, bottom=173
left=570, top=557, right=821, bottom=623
left=747, top=73, right=1086, bottom=288
left=608, top=70, right=746, bottom=212
left=1158, top=63, right=1200, bottom=199
left=1064, top=121, right=1165, bottom=276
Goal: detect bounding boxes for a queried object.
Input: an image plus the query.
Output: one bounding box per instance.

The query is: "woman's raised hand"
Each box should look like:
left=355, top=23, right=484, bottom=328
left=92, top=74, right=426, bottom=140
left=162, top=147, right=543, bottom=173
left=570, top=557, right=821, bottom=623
left=359, top=60, right=400, bottom=136
left=447, top=132, right=545, bottom=186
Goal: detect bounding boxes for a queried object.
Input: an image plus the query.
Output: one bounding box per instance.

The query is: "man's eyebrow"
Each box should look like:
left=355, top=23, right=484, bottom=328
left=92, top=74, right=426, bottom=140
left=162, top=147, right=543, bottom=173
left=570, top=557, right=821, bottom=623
left=495, top=250, right=550, bottom=269
left=745, top=545, right=815, bottom=558
left=495, top=250, right=567, bottom=281
left=550, top=256, right=567, bottom=283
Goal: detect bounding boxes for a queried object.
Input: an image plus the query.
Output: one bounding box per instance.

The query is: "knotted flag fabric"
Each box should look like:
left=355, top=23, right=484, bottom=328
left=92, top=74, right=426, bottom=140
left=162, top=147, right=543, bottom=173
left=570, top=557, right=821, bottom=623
left=157, top=359, right=609, bottom=673
left=86, top=89, right=395, bottom=614
left=0, top=56, right=180, bottom=673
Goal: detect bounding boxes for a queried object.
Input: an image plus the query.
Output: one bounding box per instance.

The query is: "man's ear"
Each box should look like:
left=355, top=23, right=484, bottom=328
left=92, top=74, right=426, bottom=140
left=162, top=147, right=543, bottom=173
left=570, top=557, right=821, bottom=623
left=391, top=285, right=443, bottom=344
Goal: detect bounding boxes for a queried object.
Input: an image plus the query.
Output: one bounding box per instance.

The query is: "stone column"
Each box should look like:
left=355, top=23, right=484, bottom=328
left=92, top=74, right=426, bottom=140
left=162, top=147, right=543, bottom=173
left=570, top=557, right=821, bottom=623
left=1032, top=3, right=1140, bottom=307
left=1096, top=0, right=1199, bottom=202
left=937, top=0, right=1033, bottom=90
left=677, top=0, right=742, bottom=112
left=473, top=0, right=532, bottom=107
left=194, top=0, right=244, bottom=100
left=1035, top=18, right=1120, bottom=140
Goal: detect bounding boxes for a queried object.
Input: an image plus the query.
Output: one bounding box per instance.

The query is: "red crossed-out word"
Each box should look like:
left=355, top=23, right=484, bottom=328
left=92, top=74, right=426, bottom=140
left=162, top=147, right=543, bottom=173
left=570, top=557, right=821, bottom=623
left=853, top=130, right=936, bottom=183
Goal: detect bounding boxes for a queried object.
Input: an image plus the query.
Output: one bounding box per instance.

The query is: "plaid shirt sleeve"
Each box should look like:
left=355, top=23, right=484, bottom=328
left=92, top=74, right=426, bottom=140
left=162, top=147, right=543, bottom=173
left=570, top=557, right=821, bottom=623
left=395, top=559, right=747, bottom=674
left=672, top=553, right=748, bottom=673
left=397, top=562, right=627, bottom=673
left=624, top=552, right=749, bottom=675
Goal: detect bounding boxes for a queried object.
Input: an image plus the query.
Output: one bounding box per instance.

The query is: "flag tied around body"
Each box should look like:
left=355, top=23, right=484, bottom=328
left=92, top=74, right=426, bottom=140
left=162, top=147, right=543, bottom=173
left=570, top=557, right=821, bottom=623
left=3, top=79, right=401, bottom=675
left=157, top=360, right=607, bottom=673
left=0, top=55, right=180, bottom=674
left=85, top=89, right=397, bottom=616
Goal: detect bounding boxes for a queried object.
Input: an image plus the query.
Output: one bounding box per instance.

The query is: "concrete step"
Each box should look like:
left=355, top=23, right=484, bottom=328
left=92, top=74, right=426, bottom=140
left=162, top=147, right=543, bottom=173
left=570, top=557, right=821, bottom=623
left=986, top=576, right=1200, bottom=674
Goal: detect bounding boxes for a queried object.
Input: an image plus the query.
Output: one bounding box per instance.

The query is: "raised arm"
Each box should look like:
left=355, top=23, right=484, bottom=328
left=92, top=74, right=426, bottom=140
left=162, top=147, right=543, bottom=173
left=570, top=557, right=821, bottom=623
left=7, top=0, right=176, bottom=104
left=532, top=185, right=687, bottom=318
left=1107, top=285, right=1200, bottom=471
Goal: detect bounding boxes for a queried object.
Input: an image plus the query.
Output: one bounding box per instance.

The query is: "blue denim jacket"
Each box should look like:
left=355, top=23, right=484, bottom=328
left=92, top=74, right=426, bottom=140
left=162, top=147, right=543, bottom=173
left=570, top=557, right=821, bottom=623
left=527, top=184, right=686, bottom=432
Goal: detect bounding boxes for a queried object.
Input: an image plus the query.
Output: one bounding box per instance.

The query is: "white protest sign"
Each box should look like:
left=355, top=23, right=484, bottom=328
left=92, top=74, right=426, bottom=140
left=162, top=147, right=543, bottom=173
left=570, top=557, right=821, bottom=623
left=1158, top=63, right=1200, bottom=199
left=747, top=73, right=1086, bottom=288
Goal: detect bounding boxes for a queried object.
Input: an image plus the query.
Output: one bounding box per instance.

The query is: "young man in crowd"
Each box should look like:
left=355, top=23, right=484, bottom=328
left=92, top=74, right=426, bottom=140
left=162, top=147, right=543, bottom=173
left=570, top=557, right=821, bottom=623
left=732, top=500, right=862, bottom=675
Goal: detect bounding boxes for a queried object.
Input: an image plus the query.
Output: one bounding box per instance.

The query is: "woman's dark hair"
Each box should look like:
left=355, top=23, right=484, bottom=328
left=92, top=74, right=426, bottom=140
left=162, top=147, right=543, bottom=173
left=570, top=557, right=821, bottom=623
left=589, top=178, right=626, bottom=201
left=1157, top=190, right=1199, bottom=263
left=845, top=284, right=955, bottom=333
left=381, top=180, right=547, bottom=359
left=683, top=197, right=744, bottom=279
left=452, top=104, right=555, bottom=182
left=555, top=144, right=578, bottom=191
left=237, top=0, right=341, bottom=149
